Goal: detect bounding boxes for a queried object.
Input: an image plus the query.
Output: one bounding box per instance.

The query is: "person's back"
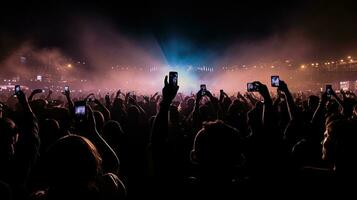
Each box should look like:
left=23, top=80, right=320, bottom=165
left=188, top=120, right=246, bottom=197
left=34, top=135, right=125, bottom=200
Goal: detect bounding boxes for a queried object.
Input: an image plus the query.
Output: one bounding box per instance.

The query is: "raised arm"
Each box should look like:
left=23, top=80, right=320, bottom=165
left=254, top=81, right=273, bottom=126
left=205, top=90, right=219, bottom=114
left=28, top=89, right=43, bottom=102
left=45, top=89, right=53, bottom=101
left=14, top=90, right=40, bottom=183
left=245, top=92, right=259, bottom=106
left=105, top=93, right=111, bottom=109
left=151, top=76, right=179, bottom=152
left=330, top=89, right=348, bottom=116
left=187, top=90, right=203, bottom=126
left=311, top=92, right=328, bottom=125
left=79, top=105, right=120, bottom=175
left=278, top=80, right=296, bottom=121
left=94, top=98, right=111, bottom=121
left=62, top=89, right=74, bottom=113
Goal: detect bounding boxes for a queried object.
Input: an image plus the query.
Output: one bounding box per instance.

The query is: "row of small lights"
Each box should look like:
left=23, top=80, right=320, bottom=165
left=300, top=56, right=354, bottom=69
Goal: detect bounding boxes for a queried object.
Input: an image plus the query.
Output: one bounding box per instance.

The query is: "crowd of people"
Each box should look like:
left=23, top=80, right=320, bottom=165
left=1, top=76, right=357, bottom=199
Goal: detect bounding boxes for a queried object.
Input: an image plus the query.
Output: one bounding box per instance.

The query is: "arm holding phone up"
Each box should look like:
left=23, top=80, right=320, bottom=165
left=62, top=86, right=74, bottom=114
left=277, top=80, right=296, bottom=122
left=14, top=86, right=41, bottom=182
left=74, top=101, right=120, bottom=175
left=94, top=98, right=111, bottom=121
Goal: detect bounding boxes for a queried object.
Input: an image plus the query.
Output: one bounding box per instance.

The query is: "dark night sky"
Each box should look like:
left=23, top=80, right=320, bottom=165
left=1, top=0, right=357, bottom=61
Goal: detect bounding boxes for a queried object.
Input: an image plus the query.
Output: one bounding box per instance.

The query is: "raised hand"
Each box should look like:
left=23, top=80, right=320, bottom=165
left=253, top=81, right=270, bottom=100
left=219, top=90, right=225, bottom=101
left=85, top=93, right=95, bottom=101
left=195, top=90, right=204, bottom=104
left=115, top=89, right=121, bottom=98
left=143, top=95, right=150, bottom=103
left=161, top=75, right=179, bottom=105
left=105, top=93, right=110, bottom=102
left=28, top=89, right=44, bottom=101
left=16, top=89, right=27, bottom=103
left=86, top=105, right=97, bottom=133
left=205, top=90, right=213, bottom=98
left=277, top=80, right=289, bottom=94
left=62, top=88, right=70, bottom=97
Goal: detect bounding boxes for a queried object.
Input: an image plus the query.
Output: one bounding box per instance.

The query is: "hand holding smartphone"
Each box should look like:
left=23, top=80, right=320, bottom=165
left=247, top=82, right=258, bottom=92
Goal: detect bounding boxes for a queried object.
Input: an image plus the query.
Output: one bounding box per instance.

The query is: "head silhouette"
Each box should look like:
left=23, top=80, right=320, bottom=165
left=39, top=118, right=61, bottom=153
left=191, top=120, right=243, bottom=168
left=0, top=118, right=18, bottom=160
left=45, top=135, right=102, bottom=186
left=102, top=120, right=125, bottom=152
left=127, top=105, right=140, bottom=123
left=322, top=119, right=357, bottom=174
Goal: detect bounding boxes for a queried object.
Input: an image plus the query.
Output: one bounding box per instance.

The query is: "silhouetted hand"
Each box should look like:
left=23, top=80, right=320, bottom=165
left=62, top=88, right=70, bottom=97
left=161, top=75, right=179, bottom=104
left=86, top=105, right=97, bottom=132
left=116, top=90, right=121, bottom=98
left=28, top=89, right=44, bottom=101
left=205, top=90, right=213, bottom=98
left=16, top=90, right=27, bottom=103
left=128, top=96, right=138, bottom=106
left=278, top=80, right=289, bottom=94
left=150, top=92, right=159, bottom=102
left=253, top=81, right=270, bottom=99
left=85, top=93, right=95, bottom=101
left=237, top=92, right=244, bottom=99
left=143, top=96, right=150, bottom=103
left=93, top=98, right=101, bottom=105
left=195, top=90, right=204, bottom=104
left=219, top=90, right=225, bottom=101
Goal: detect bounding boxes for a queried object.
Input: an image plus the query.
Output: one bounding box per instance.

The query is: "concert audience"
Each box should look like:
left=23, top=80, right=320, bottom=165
left=0, top=75, right=356, bottom=199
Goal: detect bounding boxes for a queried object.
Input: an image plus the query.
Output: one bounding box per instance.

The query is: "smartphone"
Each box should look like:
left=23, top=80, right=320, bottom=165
left=15, top=85, right=20, bottom=94
left=74, top=101, right=87, bottom=120
left=247, top=82, right=258, bottom=92
left=326, top=84, right=332, bottom=97
left=64, top=86, right=69, bottom=92
left=271, top=75, right=280, bottom=87
left=200, top=84, right=207, bottom=95
left=169, top=71, right=178, bottom=86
